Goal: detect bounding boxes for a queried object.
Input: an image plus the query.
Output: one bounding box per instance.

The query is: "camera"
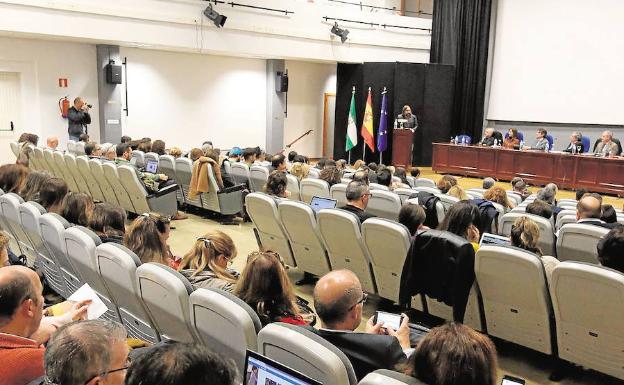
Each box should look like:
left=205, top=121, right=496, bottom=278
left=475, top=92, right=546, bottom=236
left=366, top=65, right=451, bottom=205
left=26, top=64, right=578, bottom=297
left=86, top=104, right=92, bottom=108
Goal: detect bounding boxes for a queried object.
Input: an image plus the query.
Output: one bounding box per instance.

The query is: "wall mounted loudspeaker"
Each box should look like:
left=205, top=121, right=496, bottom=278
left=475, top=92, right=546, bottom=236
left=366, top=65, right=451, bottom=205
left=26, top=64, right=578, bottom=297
left=106, top=63, right=123, bottom=84
left=276, top=71, right=289, bottom=93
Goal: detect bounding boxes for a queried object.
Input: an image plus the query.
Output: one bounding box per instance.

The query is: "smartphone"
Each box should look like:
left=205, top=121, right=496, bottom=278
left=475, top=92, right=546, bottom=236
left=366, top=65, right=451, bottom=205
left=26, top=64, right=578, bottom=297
left=373, top=311, right=404, bottom=330
left=501, top=375, right=525, bottom=385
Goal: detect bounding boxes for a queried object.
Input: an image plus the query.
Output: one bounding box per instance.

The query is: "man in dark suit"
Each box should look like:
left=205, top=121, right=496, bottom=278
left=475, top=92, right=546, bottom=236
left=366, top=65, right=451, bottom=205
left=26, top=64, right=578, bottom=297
left=338, top=181, right=376, bottom=223
left=576, top=195, right=619, bottom=230
left=479, top=128, right=497, bottom=146
left=308, top=270, right=412, bottom=380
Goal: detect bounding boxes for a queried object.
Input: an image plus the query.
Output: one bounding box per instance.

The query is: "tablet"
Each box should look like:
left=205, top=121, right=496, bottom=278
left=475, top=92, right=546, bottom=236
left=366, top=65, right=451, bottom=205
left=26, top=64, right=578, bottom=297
left=310, top=196, right=337, bottom=213
left=244, top=350, right=322, bottom=385
left=145, top=160, right=158, bottom=174
left=479, top=232, right=511, bottom=247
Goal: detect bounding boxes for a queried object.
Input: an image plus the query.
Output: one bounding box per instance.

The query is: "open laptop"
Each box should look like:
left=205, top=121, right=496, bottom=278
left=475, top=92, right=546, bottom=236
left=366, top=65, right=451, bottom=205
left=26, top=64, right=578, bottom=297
left=309, top=196, right=337, bottom=214
left=145, top=159, right=158, bottom=174
left=479, top=232, right=511, bottom=248
left=244, top=350, right=322, bottom=385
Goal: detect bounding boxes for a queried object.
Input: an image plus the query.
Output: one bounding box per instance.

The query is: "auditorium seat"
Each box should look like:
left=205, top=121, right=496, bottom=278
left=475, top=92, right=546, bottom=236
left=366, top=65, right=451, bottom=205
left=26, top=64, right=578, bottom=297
left=102, top=163, right=136, bottom=213
left=245, top=193, right=297, bottom=267
left=436, top=194, right=460, bottom=214
left=278, top=200, right=332, bottom=277
left=557, top=198, right=577, bottom=208
left=330, top=183, right=348, bottom=207
left=136, top=262, right=199, bottom=343
left=369, top=183, right=389, bottom=191
left=32, top=147, right=47, bottom=171
left=286, top=174, right=301, bottom=201
left=257, top=323, right=358, bottom=385
left=95, top=243, right=160, bottom=344
left=506, top=191, right=523, bottom=206
left=466, top=190, right=483, bottom=200
left=468, top=188, right=487, bottom=196
left=53, top=151, right=79, bottom=192
left=249, top=165, right=270, bottom=193
left=199, top=163, right=244, bottom=215
left=545, top=134, right=554, bottom=150
left=318, top=209, right=377, bottom=294
left=118, top=165, right=178, bottom=216
left=131, top=150, right=145, bottom=168
left=412, top=186, right=441, bottom=195
left=362, top=218, right=411, bottom=303
left=158, top=155, right=184, bottom=205
left=556, top=223, right=610, bottom=263
left=64, top=153, right=91, bottom=196
left=393, top=188, right=416, bottom=204
left=551, top=262, right=624, bottom=381
left=89, top=159, right=120, bottom=206
left=144, top=152, right=159, bottom=165
left=366, top=190, right=401, bottom=220
left=475, top=245, right=554, bottom=354
left=230, top=162, right=250, bottom=186
left=307, top=167, right=320, bottom=179
left=581, top=135, right=591, bottom=153
left=189, top=288, right=262, bottom=372
left=425, top=287, right=484, bottom=332
left=39, top=213, right=82, bottom=295
left=300, top=178, right=330, bottom=204
left=555, top=213, right=577, bottom=230
left=43, top=149, right=63, bottom=178
left=74, top=141, right=86, bottom=156
left=76, top=156, right=105, bottom=202
left=175, top=157, right=203, bottom=208
left=64, top=226, right=122, bottom=323
left=411, top=178, right=436, bottom=188
left=9, top=141, right=19, bottom=158
left=66, top=140, right=76, bottom=155
left=0, top=193, right=37, bottom=264
left=500, top=212, right=555, bottom=255
left=358, top=370, right=426, bottom=385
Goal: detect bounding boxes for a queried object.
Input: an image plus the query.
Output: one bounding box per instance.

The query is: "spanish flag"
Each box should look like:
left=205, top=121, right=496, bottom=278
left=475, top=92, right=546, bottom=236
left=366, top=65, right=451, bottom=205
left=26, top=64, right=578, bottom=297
left=361, top=87, right=375, bottom=152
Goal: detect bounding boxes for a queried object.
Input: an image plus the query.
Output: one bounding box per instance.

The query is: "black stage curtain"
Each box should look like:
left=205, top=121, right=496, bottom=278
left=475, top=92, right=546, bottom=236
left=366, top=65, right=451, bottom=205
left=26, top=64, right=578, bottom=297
left=362, top=63, right=395, bottom=165
left=430, top=0, right=492, bottom=140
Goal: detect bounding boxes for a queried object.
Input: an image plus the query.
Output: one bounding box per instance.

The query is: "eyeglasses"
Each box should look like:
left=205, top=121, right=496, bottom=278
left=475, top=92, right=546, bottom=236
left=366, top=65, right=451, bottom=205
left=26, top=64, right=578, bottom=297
left=348, top=292, right=368, bottom=310
left=82, top=357, right=131, bottom=385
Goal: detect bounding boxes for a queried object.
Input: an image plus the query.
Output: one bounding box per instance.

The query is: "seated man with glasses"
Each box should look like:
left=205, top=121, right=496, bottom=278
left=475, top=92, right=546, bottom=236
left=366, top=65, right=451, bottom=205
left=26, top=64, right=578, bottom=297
left=339, top=181, right=376, bottom=223
left=308, top=270, right=416, bottom=380
left=43, top=320, right=129, bottom=385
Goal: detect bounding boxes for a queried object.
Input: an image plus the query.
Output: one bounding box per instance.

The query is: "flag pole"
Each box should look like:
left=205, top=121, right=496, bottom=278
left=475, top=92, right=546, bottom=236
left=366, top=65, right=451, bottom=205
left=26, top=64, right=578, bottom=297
left=348, top=150, right=351, bottom=165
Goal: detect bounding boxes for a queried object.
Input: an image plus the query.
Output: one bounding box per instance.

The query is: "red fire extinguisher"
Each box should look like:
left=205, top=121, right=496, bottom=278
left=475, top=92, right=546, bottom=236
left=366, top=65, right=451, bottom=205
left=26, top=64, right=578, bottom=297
left=59, top=96, right=70, bottom=118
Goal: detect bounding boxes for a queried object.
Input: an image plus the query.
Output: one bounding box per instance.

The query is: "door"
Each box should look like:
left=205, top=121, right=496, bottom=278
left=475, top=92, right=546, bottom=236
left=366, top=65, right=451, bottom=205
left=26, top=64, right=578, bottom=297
left=322, top=93, right=336, bottom=158
left=0, top=72, right=21, bottom=165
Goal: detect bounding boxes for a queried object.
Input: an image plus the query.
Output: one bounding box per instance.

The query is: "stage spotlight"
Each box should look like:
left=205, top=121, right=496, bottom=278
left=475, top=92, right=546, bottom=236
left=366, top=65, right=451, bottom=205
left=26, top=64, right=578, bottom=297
left=203, top=4, right=227, bottom=28
left=331, top=22, right=349, bottom=43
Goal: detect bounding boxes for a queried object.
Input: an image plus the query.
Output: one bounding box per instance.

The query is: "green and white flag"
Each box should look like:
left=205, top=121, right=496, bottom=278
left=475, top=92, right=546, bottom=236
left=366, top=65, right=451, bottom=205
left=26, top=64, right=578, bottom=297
left=345, top=87, right=357, bottom=151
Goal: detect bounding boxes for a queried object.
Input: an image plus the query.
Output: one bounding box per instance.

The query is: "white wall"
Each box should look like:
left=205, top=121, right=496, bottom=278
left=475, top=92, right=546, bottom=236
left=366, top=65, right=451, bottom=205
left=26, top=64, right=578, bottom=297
left=0, top=37, right=99, bottom=153
left=120, top=47, right=266, bottom=151
left=284, top=61, right=337, bottom=157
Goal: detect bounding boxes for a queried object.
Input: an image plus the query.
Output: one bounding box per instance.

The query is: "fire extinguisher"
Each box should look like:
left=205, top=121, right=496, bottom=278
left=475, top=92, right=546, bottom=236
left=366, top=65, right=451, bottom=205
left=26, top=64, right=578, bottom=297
left=59, top=96, right=70, bottom=118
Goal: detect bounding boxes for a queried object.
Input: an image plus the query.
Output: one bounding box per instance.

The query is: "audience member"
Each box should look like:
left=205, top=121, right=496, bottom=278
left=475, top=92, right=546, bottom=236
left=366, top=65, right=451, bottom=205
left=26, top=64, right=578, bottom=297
left=152, top=139, right=166, bottom=156
left=0, top=232, right=8, bottom=267
left=513, top=180, right=531, bottom=201
left=39, top=177, right=68, bottom=214
left=503, top=128, right=520, bottom=149
left=575, top=195, right=618, bottom=229
left=404, top=322, right=497, bottom=385
left=137, top=140, right=151, bottom=153
left=264, top=171, right=289, bottom=199
left=394, top=167, right=408, bottom=184
left=62, top=192, right=95, bottom=227
left=0, top=163, right=29, bottom=193
left=124, top=213, right=173, bottom=265
left=104, top=144, right=117, bottom=161
left=352, top=170, right=370, bottom=185
left=510, top=176, right=523, bottom=189
left=289, top=162, right=310, bottom=181
left=336, top=159, right=347, bottom=171
left=482, top=177, right=496, bottom=190
left=89, top=203, right=126, bottom=244
left=526, top=199, right=553, bottom=219
left=44, top=320, right=129, bottom=385
left=601, top=204, right=618, bottom=224
left=595, top=130, right=619, bottom=157
left=310, top=270, right=412, bottom=380
left=398, top=203, right=428, bottom=236
left=45, top=136, right=59, bottom=150
left=447, top=185, right=468, bottom=200
left=376, top=168, right=392, bottom=188
left=242, top=148, right=256, bottom=166
left=116, top=143, right=168, bottom=184
left=292, top=154, right=307, bottom=164
left=410, top=167, right=421, bottom=178
left=319, top=166, right=342, bottom=187
left=287, top=150, right=298, bottom=164
left=235, top=251, right=310, bottom=326
left=17, top=133, right=39, bottom=167
left=84, top=142, right=103, bottom=158
left=125, top=341, right=237, bottom=385
left=168, top=147, right=182, bottom=158
left=189, top=148, right=203, bottom=161
left=19, top=171, right=51, bottom=202
left=178, top=230, right=239, bottom=292
left=484, top=186, right=515, bottom=210
left=597, top=227, right=624, bottom=273
left=575, top=188, right=588, bottom=201
left=563, top=131, right=584, bottom=153
left=340, top=181, right=375, bottom=223
left=120, top=135, right=131, bottom=144
left=352, top=159, right=365, bottom=170
left=510, top=216, right=559, bottom=279
left=201, top=141, right=213, bottom=156
left=270, top=154, right=287, bottom=172
left=436, top=175, right=457, bottom=194
left=527, top=128, right=549, bottom=151
left=79, top=133, right=89, bottom=143
left=438, top=201, right=481, bottom=250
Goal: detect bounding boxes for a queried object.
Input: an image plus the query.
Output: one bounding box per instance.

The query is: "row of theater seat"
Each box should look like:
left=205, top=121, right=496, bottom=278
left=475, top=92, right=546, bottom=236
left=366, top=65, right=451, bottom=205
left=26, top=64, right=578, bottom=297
left=245, top=191, right=624, bottom=381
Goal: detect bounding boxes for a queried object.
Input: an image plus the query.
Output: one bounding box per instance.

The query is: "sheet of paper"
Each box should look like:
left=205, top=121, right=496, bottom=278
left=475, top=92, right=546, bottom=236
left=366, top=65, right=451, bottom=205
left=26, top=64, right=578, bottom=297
left=68, top=283, right=109, bottom=320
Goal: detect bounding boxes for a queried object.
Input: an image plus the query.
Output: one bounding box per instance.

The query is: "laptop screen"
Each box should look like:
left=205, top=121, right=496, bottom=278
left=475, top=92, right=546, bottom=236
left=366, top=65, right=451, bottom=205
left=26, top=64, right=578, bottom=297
left=479, top=232, right=512, bottom=248
left=309, top=196, right=337, bottom=213
left=244, top=350, right=322, bottom=385
left=145, top=160, right=158, bottom=174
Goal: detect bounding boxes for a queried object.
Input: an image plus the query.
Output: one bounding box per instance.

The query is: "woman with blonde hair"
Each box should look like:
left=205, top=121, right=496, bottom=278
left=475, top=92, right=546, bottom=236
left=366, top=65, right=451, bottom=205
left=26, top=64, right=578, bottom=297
left=447, top=185, right=468, bottom=200
left=178, top=230, right=239, bottom=292
left=484, top=185, right=515, bottom=210
left=436, top=175, right=457, bottom=194
left=124, top=213, right=173, bottom=266
left=289, top=162, right=310, bottom=181
left=352, top=159, right=365, bottom=170
left=510, top=216, right=559, bottom=280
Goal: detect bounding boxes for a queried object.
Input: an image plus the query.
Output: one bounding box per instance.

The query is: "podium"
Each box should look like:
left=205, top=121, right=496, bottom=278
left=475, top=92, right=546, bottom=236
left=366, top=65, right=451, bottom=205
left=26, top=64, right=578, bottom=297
left=391, top=129, right=414, bottom=167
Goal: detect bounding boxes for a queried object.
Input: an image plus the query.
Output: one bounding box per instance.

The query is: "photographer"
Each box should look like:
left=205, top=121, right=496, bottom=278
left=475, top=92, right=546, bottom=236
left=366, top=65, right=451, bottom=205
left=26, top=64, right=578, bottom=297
left=67, top=97, right=91, bottom=141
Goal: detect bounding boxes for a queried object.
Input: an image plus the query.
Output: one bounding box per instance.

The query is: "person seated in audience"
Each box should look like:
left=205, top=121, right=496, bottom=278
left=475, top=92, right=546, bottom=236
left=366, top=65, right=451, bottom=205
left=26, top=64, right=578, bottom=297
left=270, top=154, right=287, bottom=173
left=536, top=187, right=561, bottom=218
left=0, top=163, right=30, bottom=194
left=168, top=146, right=182, bottom=159
left=189, top=147, right=203, bottom=162
left=0, top=266, right=89, bottom=384
left=128, top=140, right=140, bottom=151
left=289, top=162, right=310, bottom=181
left=595, top=130, right=619, bottom=157
left=84, top=142, right=103, bottom=158
left=264, top=170, right=290, bottom=199
left=320, top=166, right=342, bottom=187
left=403, top=322, right=498, bottom=385
left=17, top=133, right=38, bottom=167
left=287, top=150, right=298, bottom=165
left=398, top=203, right=428, bottom=236
left=19, top=171, right=51, bottom=202
left=125, top=213, right=174, bottom=266
left=484, top=186, right=515, bottom=210
left=503, top=128, right=521, bottom=149
left=482, top=177, right=495, bottom=190
left=438, top=201, right=481, bottom=251
left=178, top=230, right=239, bottom=292
left=525, top=128, right=549, bottom=151
left=525, top=199, right=553, bottom=219
left=39, top=177, right=68, bottom=214
left=0, top=232, right=9, bottom=267
left=574, top=195, right=619, bottom=230
left=597, top=227, right=624, bottom=273
left=62, top=192, right=95, bottom=227
left=436, top=174, right=457, bottom=194
left=410, top=166, right=421, bottom=178
left=242, top=147, right=256, bottom=167
left=336, top=159, right=347, bottom=171
left=394, top=167, right=408, bottom=184
left=45, top=136, right=59, bottom=150
left=310, top=270, right=412, bottom=380
left=151, top=139, right=166, bottom=156
left=376, top=168, right=392, bottom=189
left=513, top=179, right=531, bottom=201
left=120, top=135, right=131, bottom=144
left=510, top=216, right=558, bottom=280
left=447, top=185, right=469, bottom=200
left=125, top=341, right=237, bottom=385
left=352, top=170, right=370, bottom=185
left=510, top=176, right=523, bottom=189
left=235, top=251, right=312, bottom=326
left=563, top=131, right=584, bottom=153
left=78, top=133, right=89, bottom=142
left=101, top=143, right=116, bottom=161
left=89, top=202, right=126, bottom=244
left=137, top=140, right=151, bottom=153
left=340, top=181, right=376, bottom=223
left=601, top=204, right=618, bottom=224
left=201, top=141, right=213, bottom=156
left=315, top=158, right=329, bottom=170
left=352, top=159, right=365, bottom=170
left=115, top=143, right=168, bottom=184
left=44, top=320, right=129, bottom=385
left=575, top=188, right=588, bottom=201
left=255, top=149, right=271, bottom=167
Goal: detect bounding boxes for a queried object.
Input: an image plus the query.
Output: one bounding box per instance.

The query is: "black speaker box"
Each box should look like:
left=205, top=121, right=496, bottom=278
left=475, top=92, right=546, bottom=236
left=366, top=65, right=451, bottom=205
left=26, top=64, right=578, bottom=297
left=106, top=64, right=123, bottom=84
left=276, top=72, right=288, bottom=93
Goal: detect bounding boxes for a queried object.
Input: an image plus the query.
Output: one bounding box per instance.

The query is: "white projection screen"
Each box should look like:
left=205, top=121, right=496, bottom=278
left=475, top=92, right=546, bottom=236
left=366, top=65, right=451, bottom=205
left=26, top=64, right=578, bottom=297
left=487, top=0, right=624, bottom=125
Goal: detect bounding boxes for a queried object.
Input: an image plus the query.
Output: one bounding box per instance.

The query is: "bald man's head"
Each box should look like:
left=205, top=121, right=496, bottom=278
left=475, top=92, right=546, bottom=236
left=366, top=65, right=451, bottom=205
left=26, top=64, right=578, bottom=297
left=0, top=266, right=42, bottom=332
left=314, top=270, right=363, bottom=330
left=46, top=136, right=59, bottom=149
left=577, top=196, right=602, bottom=220
left=485, top=128, right=494, bottom=137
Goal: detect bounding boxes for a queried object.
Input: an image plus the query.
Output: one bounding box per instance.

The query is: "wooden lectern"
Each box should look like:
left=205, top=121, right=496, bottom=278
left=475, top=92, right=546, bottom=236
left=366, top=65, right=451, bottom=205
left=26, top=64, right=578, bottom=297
left=391, top=129, right=414, bottom=167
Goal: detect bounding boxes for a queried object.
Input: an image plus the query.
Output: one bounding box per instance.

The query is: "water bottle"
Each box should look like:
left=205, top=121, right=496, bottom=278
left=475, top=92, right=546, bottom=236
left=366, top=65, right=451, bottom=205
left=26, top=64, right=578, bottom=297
left=520, top=140, right=524, bottom=149
left=572, top=143, right=576, bottom=154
